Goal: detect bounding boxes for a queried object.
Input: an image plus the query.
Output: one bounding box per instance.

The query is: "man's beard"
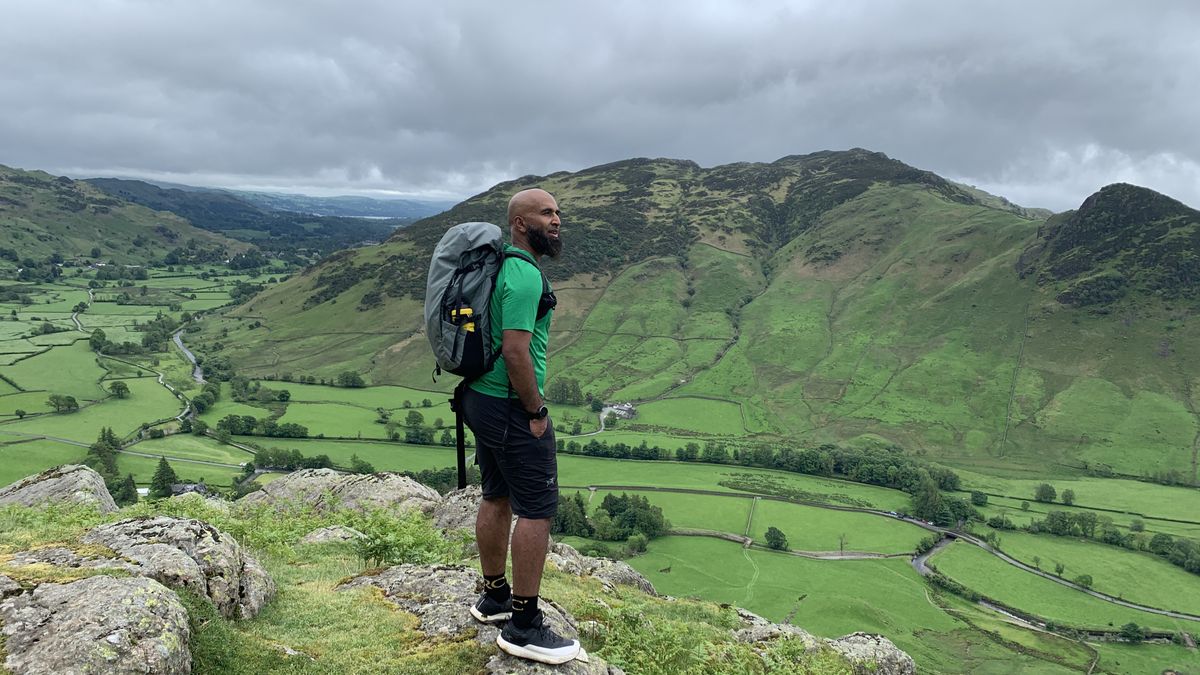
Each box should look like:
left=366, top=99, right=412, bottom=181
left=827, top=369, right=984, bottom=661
left=528, top=226, right=563, bottom=258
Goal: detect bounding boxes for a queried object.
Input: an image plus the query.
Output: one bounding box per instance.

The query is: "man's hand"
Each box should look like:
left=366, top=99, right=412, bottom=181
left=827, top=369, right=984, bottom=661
left=529, top=417, right=548, bottom=439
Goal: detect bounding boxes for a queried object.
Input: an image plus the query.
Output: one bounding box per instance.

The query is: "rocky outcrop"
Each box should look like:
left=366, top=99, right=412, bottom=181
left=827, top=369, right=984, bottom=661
left=734, top=609, right=915, bottom=675
left=299, top=525, right=365, bottom=545
left=337, top=563, right=623, bottom=674
left=238, top=469, right=440, bottom=515
left=828, top=633, right=917, bottom=675
left=0, top=573, right=21, bottom=599
left=81, top=515, right=275, bottom=619
left=0, top=575, right=191, bottom=674
left=547, top=542, right=656, bottom=596
left=0, top=464, right=118, bottom=514
left=432, top=485, right=482, bottom=531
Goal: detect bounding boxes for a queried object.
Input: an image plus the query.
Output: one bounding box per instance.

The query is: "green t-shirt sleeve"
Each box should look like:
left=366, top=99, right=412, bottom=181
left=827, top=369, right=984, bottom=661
left=499, top=261, right=542, bottom=332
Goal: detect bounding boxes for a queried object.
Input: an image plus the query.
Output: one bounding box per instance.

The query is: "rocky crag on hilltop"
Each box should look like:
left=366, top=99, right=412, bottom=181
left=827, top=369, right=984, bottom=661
left=0, top=465, right=914, bottom=674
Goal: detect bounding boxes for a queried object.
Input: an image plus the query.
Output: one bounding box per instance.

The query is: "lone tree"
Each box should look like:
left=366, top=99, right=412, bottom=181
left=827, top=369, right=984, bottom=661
left=1060, top=489, right=1075, bottom=506
left=113, top=473, right=139, bottom=506
left=1034, top=483, right=1057, bottom=503
left=1119, top=622, right=1145, bottom=643
left=1054, top=562, right=1066, bottom=576
left=108, top=380, right=130, bottom=399
left=970, top=491, right=988, bottom=506
left=150, top=456, right=178, bottom=499
left=765, top=526, right=789, bottom=551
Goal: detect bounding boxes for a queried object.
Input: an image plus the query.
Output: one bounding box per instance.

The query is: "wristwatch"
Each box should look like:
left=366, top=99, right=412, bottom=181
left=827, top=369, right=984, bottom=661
left=526, top=405, right=549, bottom=420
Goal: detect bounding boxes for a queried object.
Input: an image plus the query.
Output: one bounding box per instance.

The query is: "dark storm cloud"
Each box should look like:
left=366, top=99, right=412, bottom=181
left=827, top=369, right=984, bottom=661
left=1, top=1, right=1197, bottom=209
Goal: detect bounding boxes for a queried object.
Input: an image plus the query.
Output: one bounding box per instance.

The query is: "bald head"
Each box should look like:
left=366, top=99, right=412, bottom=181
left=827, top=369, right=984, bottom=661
left=507, top=188, right=556, bottom=226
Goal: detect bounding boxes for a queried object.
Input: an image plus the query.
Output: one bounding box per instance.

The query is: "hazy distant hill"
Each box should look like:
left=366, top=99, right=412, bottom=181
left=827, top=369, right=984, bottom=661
left=228, top=190, right=454, bottom=219
left=0, top=164, right=245, bottom=265
left=85, top=178, right=403, bottom=256
left=196, top=149, right=1200, bottom=483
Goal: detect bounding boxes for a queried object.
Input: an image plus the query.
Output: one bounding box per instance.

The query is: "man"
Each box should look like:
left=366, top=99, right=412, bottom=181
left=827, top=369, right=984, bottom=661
left=462, top=187, right=579, bottom=665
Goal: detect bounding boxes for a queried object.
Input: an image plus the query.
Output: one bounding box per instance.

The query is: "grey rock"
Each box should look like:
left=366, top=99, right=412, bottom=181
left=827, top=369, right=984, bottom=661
left=338, top=563, right=620, bottom=673
left=828, top=632, right=916, bottom=675
left=299, top=525, right=365, bottom=545
left=6, top=546, right=138, bottom=574
left=0, top=465, right=118, bottom=514
left=432, top=485, right=481, bottom=531
left=734, top=609, right=914, bottom=675
left=237, top=469, right=441, bottom=515
left=547, top=543, right=656, bottom=596
left=0, top=575, right=190, bottom=675
left=0, top=574, right=21, bottom=599
left=81, top=515, right=275, bottom=619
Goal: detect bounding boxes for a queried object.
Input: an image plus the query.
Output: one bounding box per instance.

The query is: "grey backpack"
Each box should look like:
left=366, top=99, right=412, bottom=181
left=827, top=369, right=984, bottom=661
left=424, top=221, right=506, bottom=380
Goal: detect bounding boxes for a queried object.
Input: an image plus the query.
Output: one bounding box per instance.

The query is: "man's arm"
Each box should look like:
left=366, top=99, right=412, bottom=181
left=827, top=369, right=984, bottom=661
left=502, top=328, right=548, bottom=437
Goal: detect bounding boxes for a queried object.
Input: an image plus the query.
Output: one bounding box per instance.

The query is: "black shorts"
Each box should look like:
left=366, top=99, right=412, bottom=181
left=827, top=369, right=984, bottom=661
left=461, top=386, right=559, bottom=519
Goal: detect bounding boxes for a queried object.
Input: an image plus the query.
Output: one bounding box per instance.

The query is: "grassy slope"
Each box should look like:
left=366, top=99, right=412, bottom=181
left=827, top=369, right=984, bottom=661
left=0, top=164, right=244, bottom=263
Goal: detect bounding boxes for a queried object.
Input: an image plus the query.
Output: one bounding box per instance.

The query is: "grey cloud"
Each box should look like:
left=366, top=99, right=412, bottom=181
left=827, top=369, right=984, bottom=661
left=1, top=1, right=1198, bottom=210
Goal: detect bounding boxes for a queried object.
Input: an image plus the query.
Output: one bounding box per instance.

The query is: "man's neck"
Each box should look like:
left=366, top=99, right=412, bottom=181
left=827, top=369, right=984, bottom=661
left=510, top=239, right=541, bottom=262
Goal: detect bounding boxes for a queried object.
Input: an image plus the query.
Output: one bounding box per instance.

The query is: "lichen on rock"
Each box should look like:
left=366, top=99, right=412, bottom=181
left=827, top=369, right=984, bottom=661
left=0, top=575, right=191, bottom=674
left=0, top=464, right=118, bottom=514
left=81, top=515, right=275, bottom=619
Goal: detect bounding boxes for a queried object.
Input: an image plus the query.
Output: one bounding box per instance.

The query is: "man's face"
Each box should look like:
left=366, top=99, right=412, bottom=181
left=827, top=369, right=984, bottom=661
left=520, top=194, right=563, bottom=258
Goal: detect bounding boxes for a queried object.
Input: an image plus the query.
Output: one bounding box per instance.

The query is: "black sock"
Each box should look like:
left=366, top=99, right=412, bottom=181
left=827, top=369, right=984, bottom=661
left=511, top=594, right=538, bottom=628
left=483, top=574, right=510, bottom=603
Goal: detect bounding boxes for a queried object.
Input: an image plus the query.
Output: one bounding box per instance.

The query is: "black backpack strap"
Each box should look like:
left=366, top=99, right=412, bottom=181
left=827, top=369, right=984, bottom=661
left=450, top=381, right=468, bottom=490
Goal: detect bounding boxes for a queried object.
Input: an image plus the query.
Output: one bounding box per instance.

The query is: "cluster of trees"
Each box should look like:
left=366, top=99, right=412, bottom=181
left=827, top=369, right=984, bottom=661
left=14, top=254, right=65, bottom=282
left=159, top=239, right=228, bottom=266
left=188, top=382, right=223, bottom=415
left=215, top=414, right=309, bottom=439
left=1033, top=483, right=1075, bottom=505
left=1018, top=509, right=1200, bottom=576
left=557, top=438, right=966, bottom=522
left=84, top=427, right=139, bottom=505
left=545, top=378, right=587, bottom=406
left=765, top=526, right=788, bottom=551
left=230, top=377, right=290, bottom=403
left=553, top=492, right=668, bottom=555
left=30, top=321, right=69, bottom=337
left=399, top=466, right=481, bottom=494
left=242, top=446, right=332, bottom=472
left=94, top=265, right=150, bottom=281
left=336, top=371, right=366, bottom=388
left=150, top=457, right=181, bottom=499
left=47, top=393, right=80, bottom=413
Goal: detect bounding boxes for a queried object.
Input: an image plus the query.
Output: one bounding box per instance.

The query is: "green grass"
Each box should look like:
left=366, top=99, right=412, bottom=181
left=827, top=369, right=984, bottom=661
left=632, top=397, right=747, bottom=435
left=556, top=455, right=912, bottom=511
left=1091, top=641, right=1200, bottom=674
left=277, top=402, right=390, bottom=440
left=233, top=437, right=458, bottom=474
left=0, top=342, right=108, bottom=400
left=981, top=529, right=1200, bottom=615
left=929, top=541, right=1200, bottom=632
left=114, top=452, right=243, bottom=488
left=587, top=488, right=752, bottom=534
left=129, top=434, right=255, bottom=466
left=0, top=377, right=182, bottom=442
left=626, top=535, right=1069, bottom=674
left=749, top=500, right=928, bottom=553
left=0, top=439, right=88, bottom=486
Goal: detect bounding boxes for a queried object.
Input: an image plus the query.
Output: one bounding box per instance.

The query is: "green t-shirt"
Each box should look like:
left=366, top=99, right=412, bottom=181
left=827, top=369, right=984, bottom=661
left=469, top=245, right=553, bottom=399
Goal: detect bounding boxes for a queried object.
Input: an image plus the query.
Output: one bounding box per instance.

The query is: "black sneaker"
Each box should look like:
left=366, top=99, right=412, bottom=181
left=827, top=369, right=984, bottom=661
left=496, top=611, right=581, bottom=665
left=470, top=593, right=512, bottom=624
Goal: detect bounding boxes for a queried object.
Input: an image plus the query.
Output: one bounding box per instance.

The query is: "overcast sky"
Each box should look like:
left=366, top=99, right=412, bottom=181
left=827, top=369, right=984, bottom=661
left=2, top=1, right=1198, bottom=211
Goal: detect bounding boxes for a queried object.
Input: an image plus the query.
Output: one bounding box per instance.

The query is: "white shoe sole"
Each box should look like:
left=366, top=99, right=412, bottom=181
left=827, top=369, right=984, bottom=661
left=470, top=605, right=512, bottom=624
left=496, top=634, right=581, bottom=665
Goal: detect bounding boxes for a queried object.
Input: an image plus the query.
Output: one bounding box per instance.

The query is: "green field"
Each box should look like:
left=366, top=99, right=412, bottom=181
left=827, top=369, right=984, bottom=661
left=929, top=541, right=1200, bottom=632
left=631, top=397, right=747, bottom=435
left=556, top=455, right=912, bottom=511
left=982, top=529, right=1200, bottom=614
left=0, top=438, right=88, bottom=487
left=748, top=499, right=928, bottom=553
left=0, top=342, right=108, bottom=400
left=232, top=436, right=458, bottom=474
left=0, top=376, right=182, bottom=442
left=115, top=452, right=242, bottom=489
left=587, top=488, right=752, bottom=535
left=277, top=402, right=389, bottom=440
left=130, top=434, right=254, bottom=466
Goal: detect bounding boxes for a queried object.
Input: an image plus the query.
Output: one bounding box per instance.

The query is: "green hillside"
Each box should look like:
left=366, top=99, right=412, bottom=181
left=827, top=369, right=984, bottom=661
left=193, top=150, right=1200, bottom=483
left=0, top=165, right=245, bottom=266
